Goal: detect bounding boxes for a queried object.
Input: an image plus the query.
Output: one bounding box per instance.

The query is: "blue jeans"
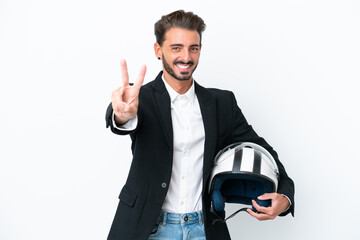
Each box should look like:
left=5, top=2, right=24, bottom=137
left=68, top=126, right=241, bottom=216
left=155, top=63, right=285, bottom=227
left=148, top=211, right=206, bottom=240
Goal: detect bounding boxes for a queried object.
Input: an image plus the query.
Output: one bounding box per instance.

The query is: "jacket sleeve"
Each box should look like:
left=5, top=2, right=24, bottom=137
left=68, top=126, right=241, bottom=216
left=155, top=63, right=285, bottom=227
left=105, top=102, right=139, bottom=135
left=229, top=92, right=295, bottom=217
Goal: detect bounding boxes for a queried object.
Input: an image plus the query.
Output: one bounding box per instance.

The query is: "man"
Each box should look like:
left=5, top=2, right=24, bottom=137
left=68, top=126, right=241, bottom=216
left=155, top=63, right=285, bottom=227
left=105, top=10, right=294, bottom=240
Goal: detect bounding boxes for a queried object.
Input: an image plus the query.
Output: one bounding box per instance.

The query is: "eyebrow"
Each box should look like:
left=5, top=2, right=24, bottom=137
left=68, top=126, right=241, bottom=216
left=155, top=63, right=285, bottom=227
left=169, top=44, right=200, bottom=47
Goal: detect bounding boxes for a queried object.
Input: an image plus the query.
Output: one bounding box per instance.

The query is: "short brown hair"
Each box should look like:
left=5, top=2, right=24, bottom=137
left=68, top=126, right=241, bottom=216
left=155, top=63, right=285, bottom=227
left=154, top=10, right=206, bottom=46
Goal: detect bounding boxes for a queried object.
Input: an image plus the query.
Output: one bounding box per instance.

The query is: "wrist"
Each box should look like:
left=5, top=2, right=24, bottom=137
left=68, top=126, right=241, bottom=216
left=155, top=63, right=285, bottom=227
left=114, top=115, right=129, bottom=126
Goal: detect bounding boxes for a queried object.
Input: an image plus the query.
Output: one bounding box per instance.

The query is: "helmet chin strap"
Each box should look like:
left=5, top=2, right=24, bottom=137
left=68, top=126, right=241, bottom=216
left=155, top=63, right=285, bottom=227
left=210, top=202, right=250, bottom=225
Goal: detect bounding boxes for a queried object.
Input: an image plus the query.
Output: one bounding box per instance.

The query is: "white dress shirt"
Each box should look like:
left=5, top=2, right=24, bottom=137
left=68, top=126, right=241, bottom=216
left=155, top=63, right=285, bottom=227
left=161, top=78, right=205, bottom=213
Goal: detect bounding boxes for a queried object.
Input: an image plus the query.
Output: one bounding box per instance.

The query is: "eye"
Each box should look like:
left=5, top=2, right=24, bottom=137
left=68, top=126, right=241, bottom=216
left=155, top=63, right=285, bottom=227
left=191, top=47, right=199, bottom=52
left=172, top=47, right=180, bottom=51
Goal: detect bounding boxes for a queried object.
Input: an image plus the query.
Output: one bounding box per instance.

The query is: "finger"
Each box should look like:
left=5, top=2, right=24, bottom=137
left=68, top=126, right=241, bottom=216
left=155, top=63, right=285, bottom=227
left=121, top=87, right=136, bottom=105
left=127, top=96, right=136, bottom=105
left=252, top=199, right=270, bottom=215
left=121, top=103, right=129, bottom=114
left=112, top=90, right=120, bottom=111
left=113, top=88, right=123, bottom=103
left=119, top=87, right=125, bottom=101
left=247, top=208, right=264, bottom=220
left=247, top=209, right=274, bottom=221
left=112, top=89, right=124, bottom=113
left=258, top=193, right=276, bottom=201
left=120, top=59, right=129, bottom=87
left=134, top=64, right=146, bottom=89
left=120, top=102, right=136, bottom=118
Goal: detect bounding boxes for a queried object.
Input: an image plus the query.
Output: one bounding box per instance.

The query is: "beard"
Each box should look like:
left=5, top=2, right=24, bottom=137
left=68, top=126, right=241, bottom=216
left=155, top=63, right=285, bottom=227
left=162, top=54, right=198, bottom=81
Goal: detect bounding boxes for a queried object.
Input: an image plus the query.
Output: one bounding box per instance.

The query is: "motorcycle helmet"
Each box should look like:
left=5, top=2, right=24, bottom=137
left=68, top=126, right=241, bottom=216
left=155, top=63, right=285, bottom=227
left=209, top=142, right=279, bottom=218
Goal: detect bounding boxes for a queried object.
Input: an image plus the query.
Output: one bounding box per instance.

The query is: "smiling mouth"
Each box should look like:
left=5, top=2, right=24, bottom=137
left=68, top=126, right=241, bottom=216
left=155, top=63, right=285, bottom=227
left=177, top=64, right=191, bottom=69
left=175, top=61, right=193, bottom=72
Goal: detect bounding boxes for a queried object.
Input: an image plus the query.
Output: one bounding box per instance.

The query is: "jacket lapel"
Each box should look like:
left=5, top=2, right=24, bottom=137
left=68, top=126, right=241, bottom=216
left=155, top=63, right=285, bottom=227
left=195, top=81, right=217, bottom=184
left=152, top=72, right=173, bottom=149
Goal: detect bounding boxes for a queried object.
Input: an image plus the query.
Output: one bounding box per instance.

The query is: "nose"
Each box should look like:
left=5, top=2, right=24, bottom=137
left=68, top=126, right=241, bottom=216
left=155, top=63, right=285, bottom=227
left=180, top=48, right=191, bottom=63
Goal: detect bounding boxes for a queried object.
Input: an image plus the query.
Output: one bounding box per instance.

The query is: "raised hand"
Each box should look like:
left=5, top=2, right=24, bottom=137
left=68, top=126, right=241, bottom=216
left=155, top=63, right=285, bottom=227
left=112, top=59, right=146, bottom=125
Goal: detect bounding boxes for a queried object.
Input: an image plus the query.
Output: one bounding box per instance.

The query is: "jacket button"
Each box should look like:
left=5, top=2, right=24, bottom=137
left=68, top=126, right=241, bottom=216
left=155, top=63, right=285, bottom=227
left=161, top=182, right=167, bottom=188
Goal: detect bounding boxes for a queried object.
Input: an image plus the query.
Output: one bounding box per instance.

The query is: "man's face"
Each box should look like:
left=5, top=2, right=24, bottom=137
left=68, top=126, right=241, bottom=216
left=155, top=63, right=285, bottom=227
left=157, top=28, right=201, bottom=82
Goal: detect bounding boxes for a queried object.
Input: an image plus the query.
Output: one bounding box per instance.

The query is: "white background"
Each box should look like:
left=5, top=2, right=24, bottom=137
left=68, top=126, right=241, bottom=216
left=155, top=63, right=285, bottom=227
left=1, top=0, right=359, bottom=239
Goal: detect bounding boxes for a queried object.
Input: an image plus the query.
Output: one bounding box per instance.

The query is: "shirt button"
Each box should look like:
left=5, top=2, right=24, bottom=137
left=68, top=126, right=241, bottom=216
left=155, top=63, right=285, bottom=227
left=161, top=182, right=167, bottom=188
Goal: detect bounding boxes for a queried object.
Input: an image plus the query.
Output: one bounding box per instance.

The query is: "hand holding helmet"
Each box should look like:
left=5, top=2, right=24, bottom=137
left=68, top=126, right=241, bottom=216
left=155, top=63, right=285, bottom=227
left=247, top=193, right=290, bottom=220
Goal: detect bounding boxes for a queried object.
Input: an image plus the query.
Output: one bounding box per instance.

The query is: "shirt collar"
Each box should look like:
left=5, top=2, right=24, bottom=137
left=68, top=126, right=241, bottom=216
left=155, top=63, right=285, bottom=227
left=162, top=76, right=196, bottom=105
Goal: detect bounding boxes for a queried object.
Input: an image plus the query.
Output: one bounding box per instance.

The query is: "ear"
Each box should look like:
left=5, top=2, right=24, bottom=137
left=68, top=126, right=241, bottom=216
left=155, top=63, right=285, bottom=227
left=154, top=42, right=162, bottom=60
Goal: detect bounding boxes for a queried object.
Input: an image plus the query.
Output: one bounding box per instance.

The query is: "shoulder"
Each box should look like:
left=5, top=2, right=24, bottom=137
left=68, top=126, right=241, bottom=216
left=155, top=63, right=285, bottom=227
left=196, top=82, right=236, bottom=103
left=137, top=78, right=158, bottom=97
left=138, top=71, right=165, bottom=94
left=207, top=87, right=234, bottom=97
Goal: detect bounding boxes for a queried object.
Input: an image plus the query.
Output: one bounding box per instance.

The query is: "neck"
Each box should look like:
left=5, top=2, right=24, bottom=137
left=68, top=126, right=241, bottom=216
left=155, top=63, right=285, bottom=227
left=163, top=71, right=193, bottom=94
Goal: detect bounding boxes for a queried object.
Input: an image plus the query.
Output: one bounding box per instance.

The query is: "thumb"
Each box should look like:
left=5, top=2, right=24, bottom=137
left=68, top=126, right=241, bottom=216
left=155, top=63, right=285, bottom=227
left=116, top=102, right=126, bottom=113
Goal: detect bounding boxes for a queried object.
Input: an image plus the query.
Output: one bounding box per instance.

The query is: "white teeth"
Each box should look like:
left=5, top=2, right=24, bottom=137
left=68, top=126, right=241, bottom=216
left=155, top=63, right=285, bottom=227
left=176, top=64, right=190, bottom=69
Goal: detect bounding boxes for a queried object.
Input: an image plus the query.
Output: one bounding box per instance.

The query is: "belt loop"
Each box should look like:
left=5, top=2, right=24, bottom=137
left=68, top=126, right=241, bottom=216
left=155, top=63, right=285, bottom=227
left=197, top=211, right=203, bottom=225
left=162, top=212, right=167, bottom=226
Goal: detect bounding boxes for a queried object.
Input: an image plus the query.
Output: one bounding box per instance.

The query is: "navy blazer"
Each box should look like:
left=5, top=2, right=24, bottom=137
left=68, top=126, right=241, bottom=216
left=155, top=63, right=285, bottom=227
left=105, top=71, right=295, bottom=240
